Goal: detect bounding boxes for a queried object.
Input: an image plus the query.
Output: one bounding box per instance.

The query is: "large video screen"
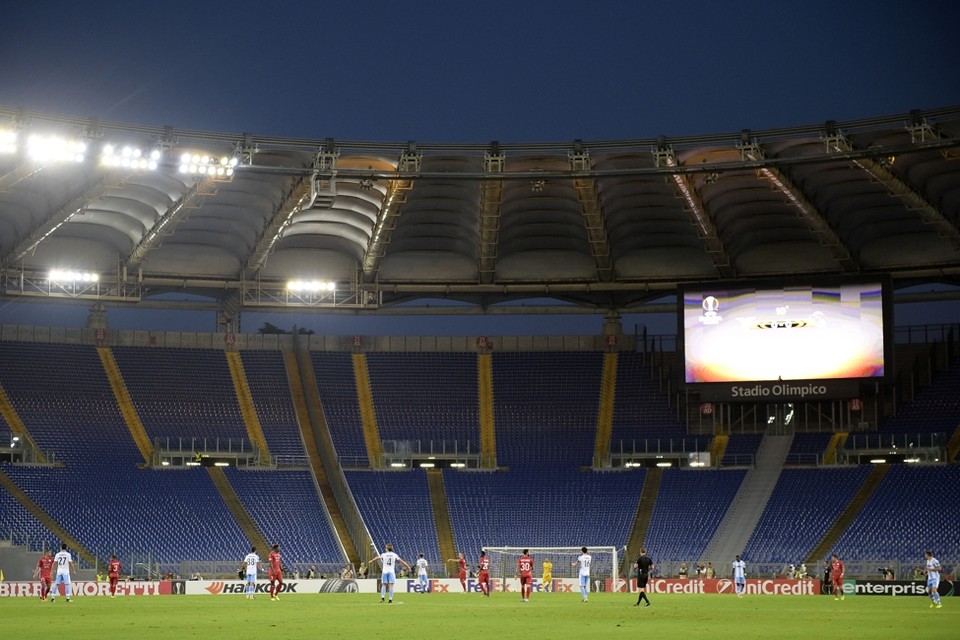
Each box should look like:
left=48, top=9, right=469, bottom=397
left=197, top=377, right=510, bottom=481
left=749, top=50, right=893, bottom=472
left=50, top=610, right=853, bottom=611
left=682, top=281, right=889, bottom=384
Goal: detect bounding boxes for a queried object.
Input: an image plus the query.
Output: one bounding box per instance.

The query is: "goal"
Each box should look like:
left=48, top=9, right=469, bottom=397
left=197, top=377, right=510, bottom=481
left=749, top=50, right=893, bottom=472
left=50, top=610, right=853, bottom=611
left=483, top=546, right=619, bottom=587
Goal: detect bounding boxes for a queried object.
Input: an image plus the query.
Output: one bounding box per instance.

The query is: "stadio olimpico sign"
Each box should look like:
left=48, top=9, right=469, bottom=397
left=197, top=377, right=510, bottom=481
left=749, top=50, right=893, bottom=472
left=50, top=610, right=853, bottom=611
left=692, top=379, right=861, bottom=402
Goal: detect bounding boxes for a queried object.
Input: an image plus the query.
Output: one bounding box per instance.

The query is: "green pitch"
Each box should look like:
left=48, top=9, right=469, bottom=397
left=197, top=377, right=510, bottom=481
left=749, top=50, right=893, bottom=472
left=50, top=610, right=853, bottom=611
left=5, top=592, right=955, bottom=639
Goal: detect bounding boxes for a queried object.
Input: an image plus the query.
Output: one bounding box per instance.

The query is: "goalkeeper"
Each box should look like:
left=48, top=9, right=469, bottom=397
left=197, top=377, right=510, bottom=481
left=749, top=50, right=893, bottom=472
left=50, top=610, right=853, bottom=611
left=542, top=558, right=553, bottom=593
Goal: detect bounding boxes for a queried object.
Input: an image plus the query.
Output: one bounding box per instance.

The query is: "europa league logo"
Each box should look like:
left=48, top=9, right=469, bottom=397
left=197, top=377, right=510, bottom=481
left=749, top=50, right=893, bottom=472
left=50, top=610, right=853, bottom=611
left=699, top=295, right=722, bottom=325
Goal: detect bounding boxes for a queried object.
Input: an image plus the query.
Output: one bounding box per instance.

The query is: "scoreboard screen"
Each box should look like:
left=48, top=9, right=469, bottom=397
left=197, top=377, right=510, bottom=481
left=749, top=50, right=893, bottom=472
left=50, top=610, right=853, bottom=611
left=681, top=280, right=890, bottom=385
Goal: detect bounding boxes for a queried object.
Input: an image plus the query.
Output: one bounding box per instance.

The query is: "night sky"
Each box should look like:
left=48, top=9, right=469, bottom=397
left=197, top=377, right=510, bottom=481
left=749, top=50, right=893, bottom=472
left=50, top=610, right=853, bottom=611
left=0, top=1, right=958, bottom=334
left=2, top=1, right=957, bottom=143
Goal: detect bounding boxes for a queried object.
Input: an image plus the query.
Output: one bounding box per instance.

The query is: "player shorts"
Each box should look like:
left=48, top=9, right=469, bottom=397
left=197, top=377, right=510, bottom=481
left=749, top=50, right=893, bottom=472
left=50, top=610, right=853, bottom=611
left=478, top=572, right=490, bottom=584
left=269, top=571, right=282, bottom=581
left=636, top=574, right=649, bottom=589
left=54, top=573, right=70, bottom=586
left=519, top=575, right=532, bottom=586
left=246, top=572, right=258, bottom=582
left=382, top=571, right=396, bottom=585
left=579, top=575, right=590, bottom=587
left=927, top=578, right=940, bottom=592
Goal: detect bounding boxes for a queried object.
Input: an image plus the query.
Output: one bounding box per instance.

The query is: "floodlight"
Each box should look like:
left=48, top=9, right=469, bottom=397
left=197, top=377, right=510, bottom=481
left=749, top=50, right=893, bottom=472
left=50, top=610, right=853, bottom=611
left=389, top=462, right=407, bottom=468
left=419, top=462, right=436, bottom=468
left=869, top=458, right=886, bottom=464
left=0, top=129, right=18, bottom=154
left=450, top=462, right=466, bottom=468
left=904, top=457, right=920, bottom=463
left=100, top=143, right=158, bottom=171
left=655, top=462, right=672, bottom=467
left=287, top=280, right=336, bottom=293
left=178, top=151, right=237, bottom=177
left=49, top=269, right=99, bottom=283
left=27, top=134, right=87, bottom=163
left=214, top=461, right=230, bottom=467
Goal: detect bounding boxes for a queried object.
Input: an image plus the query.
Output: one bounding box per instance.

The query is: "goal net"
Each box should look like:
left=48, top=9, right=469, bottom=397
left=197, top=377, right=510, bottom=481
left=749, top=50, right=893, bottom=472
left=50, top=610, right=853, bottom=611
left=484, top=546, right=619, bottom=587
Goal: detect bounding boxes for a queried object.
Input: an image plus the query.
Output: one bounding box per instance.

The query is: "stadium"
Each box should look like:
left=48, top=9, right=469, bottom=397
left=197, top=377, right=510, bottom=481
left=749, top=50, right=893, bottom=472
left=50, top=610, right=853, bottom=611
left=1, top=102, right=958, bottom=588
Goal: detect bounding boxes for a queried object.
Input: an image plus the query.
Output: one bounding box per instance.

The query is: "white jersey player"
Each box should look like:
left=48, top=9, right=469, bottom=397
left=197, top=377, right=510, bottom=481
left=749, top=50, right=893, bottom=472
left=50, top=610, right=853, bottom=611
left=240, top=547, right=263, bottom=600
left=415, top=553, right=430, bottom=593
left=372, top=544, right=411, bottom=603
left=576, top=547, right=592, bottom=603
left=51, top=544, right=73, bottom=603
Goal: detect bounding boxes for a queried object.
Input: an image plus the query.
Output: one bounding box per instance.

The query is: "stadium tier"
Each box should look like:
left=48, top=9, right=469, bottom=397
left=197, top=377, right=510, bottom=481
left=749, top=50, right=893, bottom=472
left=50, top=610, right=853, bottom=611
left=223, top=468, right=345, bottom=565
left=345, top=469, right=442, bottom=571
left=722, top=433, right=765, bottom=466
left=0, top=342, right=141, bottom=464
left=4, top=464, right=249, bottom=566
left=311, top=352, right=368, bottom=466
left=443, top=468, right=646, bottom=570
left=492, top=352, right=603, bottom=468
left=833, top=464, right=960, bottom=564
left=611, top=352, right=688, bottom=445
left=238, top=351, right=305, bottom=460
left=643, top=468, right=747, bottom=563
left=878, top=359, right=960, bottom=437
left=0, top=477, right=59, bottom=551
left=785, top=432, right=834, bottom=465
left=366, top=352, right=480, bottom=451
left=742, top=465, right=873, bottom=564
left=1, top=337, right=958, bottom=579
left=111, top=346, right=248, bottom=446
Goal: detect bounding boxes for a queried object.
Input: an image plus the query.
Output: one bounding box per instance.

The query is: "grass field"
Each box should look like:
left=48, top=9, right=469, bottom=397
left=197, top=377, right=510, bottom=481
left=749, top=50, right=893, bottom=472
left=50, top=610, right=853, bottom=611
left=4, top=592, right=955, bottom=639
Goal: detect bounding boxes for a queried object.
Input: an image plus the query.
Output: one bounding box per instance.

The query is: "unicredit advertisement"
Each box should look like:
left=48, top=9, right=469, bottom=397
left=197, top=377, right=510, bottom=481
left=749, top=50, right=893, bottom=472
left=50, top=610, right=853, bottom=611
left=607, top=578, right=821, bottom=595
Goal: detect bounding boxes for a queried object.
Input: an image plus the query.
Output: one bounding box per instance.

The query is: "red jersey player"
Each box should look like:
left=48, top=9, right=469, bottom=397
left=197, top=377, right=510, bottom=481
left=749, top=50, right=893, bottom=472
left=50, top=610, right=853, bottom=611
left=516, top=549, right=534, bottom=602
left=477, top=550, right=491, bottom=596
left=33, top=550, right=54, bottom=601
left=268, top=544, right=284, bottom=601
left=831, top=554, right=845, bottom=601
left=107, top=555, right=123, bottom=597
left=448, top=552, right=468, bottom=592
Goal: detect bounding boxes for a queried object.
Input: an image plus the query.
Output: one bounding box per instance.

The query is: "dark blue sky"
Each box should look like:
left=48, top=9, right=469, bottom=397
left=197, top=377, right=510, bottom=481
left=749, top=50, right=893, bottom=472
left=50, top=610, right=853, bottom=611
left=2, top=1, right=957, bottom=143
left=1, top=1, right=958, bottom=334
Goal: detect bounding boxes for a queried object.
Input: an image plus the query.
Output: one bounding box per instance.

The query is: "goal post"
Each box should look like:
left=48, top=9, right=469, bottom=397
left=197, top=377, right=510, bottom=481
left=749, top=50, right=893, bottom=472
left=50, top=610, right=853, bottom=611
left=483, top=546, right=619, bottom=588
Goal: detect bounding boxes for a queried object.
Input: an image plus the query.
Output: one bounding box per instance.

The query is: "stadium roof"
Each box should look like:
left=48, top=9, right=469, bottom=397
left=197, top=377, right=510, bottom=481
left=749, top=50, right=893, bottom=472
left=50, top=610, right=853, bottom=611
left=1, top=105, right=959, bottom=321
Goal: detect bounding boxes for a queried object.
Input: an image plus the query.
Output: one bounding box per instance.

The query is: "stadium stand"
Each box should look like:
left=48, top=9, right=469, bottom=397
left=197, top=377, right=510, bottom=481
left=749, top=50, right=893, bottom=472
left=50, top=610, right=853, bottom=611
left=0, top=476, right=58, bottom=551
left=785, top=432, right=834, bottom=465
left=111, top=346, right=248, bottom=446
left=4, top=464, right=249, bottom=565
left=611, top=351, right=689, bottom=446
left=643, top=468, right=746, bottom=564
left=223, top=467, right=345, bottom=565
left=878, top=359, right=960, bottom=437
left=311, top=352, right=368, bottom=466
left=832, top=464, right=960, bottom=564
left=741, top=465, right=872, bottom=564
left=722, top=433, right=764, bottom=466
left=0, top=342, right=140, bottom=464
left=345, top=469, right=443, bottom=570
left=492, top=352, right=603, bottom=468
left=239, top=350, right=304, bottom=459
left=1, top=335, right=958, bottom=581
left=366, top=352, right=480, bottom=451
left=443, top=468, right=646, bottom=570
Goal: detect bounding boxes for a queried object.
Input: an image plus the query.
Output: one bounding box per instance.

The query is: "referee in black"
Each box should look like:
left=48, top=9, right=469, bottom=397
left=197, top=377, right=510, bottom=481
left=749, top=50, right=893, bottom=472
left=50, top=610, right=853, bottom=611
left=633, top=547, right=654, bottom=607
